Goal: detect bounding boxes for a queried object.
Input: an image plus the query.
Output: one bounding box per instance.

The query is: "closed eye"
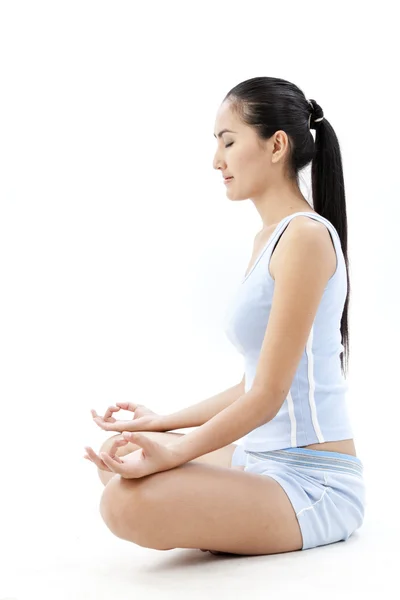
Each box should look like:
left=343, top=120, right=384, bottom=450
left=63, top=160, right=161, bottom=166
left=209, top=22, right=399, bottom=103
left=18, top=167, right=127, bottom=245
left=225, top=142, right=234, bottom=148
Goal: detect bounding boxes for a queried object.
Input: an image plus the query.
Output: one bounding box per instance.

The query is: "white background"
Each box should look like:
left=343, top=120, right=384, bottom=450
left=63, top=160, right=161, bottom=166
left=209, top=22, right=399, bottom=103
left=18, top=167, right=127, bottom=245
left=0, top=1, right=398, bottom=598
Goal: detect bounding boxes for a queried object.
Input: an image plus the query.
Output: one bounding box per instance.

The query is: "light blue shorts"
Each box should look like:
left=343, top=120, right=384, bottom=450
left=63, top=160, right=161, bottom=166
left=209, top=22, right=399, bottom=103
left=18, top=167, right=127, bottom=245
left=231, top=445, right=366, bottom=551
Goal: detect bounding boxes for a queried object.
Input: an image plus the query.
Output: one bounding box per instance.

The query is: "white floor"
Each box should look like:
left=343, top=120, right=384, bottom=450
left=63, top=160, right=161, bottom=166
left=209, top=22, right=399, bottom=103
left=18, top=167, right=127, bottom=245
left=1, top=441, right=396, bottom=600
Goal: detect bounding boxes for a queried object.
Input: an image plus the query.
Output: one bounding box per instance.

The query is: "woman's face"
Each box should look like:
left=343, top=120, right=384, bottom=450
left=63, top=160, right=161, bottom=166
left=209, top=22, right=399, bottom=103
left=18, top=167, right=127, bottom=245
left=213, top=101, right=288, bottom=202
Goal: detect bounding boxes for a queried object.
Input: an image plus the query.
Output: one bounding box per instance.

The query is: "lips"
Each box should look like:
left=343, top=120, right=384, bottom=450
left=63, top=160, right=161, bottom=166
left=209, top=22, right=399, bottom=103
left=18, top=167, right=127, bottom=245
left=224, top=177, right=233, bottom=181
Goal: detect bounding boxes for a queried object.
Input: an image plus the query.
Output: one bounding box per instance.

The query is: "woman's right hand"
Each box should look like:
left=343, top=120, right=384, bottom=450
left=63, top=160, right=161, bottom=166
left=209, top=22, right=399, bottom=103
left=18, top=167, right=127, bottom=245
left=91, top=402, right=163, bottom=433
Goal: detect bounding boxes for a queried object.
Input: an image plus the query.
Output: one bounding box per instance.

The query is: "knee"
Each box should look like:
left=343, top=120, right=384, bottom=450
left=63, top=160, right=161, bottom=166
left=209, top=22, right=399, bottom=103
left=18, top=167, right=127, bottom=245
left=99, top=475, right=121, bottom=533
left=99, top=476, right=149, bottom=545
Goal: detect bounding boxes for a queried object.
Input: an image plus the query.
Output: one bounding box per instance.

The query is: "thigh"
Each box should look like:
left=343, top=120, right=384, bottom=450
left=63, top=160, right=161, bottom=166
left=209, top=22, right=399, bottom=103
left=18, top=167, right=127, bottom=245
left=100, top=431, right=240, bottom=469
left=101, top=460, right=303, bottom=554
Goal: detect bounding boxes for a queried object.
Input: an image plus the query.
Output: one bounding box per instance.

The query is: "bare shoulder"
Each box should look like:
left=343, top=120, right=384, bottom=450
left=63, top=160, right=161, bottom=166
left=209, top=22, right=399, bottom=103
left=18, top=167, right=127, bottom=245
left=269, top=215, right=337, bottom=281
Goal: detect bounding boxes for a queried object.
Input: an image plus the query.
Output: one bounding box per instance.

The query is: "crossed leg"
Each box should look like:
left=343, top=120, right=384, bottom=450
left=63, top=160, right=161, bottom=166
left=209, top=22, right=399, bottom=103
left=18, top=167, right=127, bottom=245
left=94, top=432, right=302, bottom=555
left=96, top=432, right=246, bottom=554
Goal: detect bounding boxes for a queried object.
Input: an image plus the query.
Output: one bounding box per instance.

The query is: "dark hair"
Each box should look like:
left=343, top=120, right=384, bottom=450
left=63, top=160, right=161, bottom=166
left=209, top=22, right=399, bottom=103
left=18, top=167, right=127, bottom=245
left=223, top=76, right=350, bottom=378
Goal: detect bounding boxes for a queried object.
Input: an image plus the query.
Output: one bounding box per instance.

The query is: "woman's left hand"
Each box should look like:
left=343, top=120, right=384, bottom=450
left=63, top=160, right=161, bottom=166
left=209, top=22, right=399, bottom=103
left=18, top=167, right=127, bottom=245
left=84, top=432, right=181, bottom=479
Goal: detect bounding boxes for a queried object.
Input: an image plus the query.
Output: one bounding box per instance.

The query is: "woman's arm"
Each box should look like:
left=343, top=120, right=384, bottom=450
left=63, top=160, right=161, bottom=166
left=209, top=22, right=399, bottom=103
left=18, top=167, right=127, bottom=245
left=169, top=221, right=335, bottom=464
left=169, top=386, right=274, bottom=463
left=160, top=375, right=245, bottom=430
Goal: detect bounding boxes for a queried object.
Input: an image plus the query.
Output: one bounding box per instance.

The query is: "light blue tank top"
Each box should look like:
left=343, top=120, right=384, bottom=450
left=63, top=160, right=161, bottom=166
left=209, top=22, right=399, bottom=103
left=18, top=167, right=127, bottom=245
left=223, top=211, right=354, bottom=452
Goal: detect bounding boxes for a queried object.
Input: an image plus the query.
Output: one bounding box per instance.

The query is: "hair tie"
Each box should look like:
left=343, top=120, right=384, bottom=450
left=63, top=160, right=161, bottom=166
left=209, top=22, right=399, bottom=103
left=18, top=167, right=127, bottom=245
left=308, top=99, right=324, bottom=130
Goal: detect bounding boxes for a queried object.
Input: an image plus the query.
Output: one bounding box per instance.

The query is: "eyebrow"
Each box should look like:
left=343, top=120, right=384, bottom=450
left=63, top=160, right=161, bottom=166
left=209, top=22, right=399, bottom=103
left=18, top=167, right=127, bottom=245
left=213, top=129, right=237, bottom=138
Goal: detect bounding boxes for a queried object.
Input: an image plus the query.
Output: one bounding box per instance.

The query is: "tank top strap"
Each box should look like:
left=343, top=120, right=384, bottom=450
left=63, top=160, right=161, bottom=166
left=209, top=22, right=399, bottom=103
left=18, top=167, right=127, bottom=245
left=271, top=212, right=342, bottom=251
left=268, top=212, right=343, bottom=285
left=289, top=212, right=339, bottom=238
left=242, top=212, right=341, bottom=284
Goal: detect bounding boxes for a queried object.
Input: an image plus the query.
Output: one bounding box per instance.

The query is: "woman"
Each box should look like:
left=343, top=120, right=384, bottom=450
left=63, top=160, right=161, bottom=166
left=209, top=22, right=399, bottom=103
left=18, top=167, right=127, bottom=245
left=84, top=76, right=366, bottom=555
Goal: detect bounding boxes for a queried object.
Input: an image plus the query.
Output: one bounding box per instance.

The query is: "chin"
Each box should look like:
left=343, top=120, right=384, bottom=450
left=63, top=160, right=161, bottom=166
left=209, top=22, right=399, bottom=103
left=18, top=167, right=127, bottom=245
left=226, top=189, right=246, bottom=202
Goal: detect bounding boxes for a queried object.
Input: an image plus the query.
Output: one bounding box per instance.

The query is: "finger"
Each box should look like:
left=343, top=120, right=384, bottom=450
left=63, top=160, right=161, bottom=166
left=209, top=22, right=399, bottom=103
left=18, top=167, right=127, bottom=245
left=84, top=453, right=108, bottom=466
left=92, top=408, right=115, bottom=426
left=108, top=437, right=129, bottom=458
left=84, top=446, right=111, bottom=471
left=100, top=452, right=127, bottom=475
left=86, top=444, right=123, bottom=466
left=92, top=417, right=108, bottom=430
left=115, top=402, right=140, bottom=413
left=104, top=405, right=120, bottom=421
left=92, top=417, right=117, bottom=432
left=92, top=409, right=112, bottom=426
left=102, top=421, right=127, bottom=433
left=123, top=432, right=152, bottom=452
left=84, top=446, right=105, bottom=468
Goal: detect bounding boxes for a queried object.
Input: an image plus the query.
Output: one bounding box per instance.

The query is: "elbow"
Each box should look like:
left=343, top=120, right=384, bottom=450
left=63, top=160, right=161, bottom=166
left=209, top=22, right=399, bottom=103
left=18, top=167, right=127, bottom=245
left=251, top=387, right=285, bottom=426
left=258, top=410, right=275, bottom=427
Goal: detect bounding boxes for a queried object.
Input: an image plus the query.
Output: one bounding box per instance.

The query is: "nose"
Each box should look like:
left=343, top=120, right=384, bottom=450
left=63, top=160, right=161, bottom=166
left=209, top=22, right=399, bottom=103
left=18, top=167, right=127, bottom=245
left=212, top=148, right=226, bottom=172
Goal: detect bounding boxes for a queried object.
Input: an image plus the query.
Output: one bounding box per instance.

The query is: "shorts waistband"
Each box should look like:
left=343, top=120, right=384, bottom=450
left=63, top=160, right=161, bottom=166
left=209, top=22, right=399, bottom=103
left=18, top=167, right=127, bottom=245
left=244, top=447, right=363, bottom=477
